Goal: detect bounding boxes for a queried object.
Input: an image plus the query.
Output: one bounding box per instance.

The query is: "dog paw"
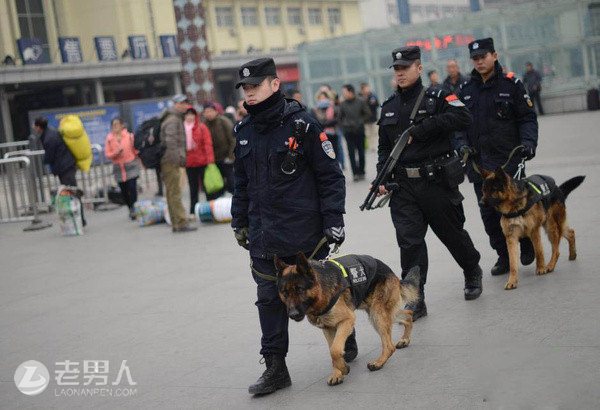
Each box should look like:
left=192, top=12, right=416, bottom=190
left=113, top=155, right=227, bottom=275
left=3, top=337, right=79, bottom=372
left=367, top=362, right=383, bottom=371
left=327, top=373, right=344, bottom=386
left=342, top=364, right=350, bottom=375
left=396, top=339, right=410, bottom=349
left=536, top=268, right=548, bottom=275
left=504, top=281, right=518, bottom=290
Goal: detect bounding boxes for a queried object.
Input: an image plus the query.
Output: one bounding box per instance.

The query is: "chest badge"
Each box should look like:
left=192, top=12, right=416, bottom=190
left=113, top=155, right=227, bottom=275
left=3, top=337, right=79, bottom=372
left=239, top=140, right=248, bottom=146
left=463, top=95, right=471, bottom=100
left=385, top=112, right=395, bottom=117
left=320, top=132, right=336, bottom=159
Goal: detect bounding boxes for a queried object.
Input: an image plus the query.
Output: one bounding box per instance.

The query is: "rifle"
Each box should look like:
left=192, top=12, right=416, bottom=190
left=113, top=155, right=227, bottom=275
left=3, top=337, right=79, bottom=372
left=360, top=125, right=414, bottom=211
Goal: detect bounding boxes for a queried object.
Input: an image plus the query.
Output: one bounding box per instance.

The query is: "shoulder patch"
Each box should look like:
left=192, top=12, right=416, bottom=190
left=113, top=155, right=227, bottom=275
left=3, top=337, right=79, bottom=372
left=506, top=71, right=515, bottom=79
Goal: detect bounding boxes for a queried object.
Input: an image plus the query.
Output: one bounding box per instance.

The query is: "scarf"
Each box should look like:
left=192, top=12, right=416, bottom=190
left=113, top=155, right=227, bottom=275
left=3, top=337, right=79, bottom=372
left=244, top=90, right=286, bottom=134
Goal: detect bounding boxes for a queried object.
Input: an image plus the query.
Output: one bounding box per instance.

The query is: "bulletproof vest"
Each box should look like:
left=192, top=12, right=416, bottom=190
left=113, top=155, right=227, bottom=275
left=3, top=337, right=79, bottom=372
left=326, top=254, right=384, bottom=308
left=503, top=175, right=556, bottom=218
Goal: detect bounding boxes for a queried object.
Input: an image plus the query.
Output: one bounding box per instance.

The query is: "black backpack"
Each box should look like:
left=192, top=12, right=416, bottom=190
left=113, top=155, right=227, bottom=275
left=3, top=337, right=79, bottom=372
left=134, top=117, right=165, bottom=168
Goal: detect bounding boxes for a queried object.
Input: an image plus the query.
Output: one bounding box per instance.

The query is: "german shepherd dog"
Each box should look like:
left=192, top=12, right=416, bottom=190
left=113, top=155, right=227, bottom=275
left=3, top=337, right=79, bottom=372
left=275, top=252, right=420, bottom=386
left=480, top=168, right=585, bottom=290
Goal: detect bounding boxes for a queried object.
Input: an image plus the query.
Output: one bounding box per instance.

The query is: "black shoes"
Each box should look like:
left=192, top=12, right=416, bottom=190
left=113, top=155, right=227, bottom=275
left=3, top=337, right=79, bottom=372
left=520, top=238, right=535, bottom=265
left=464, top=265, right=483, bottom=300
left=491, top=258, right=510, bottom=276
left=343, top=329, right=358, bottom=362
left=407, top=300, right=428, bottom=321
left=248, top=355, right=292, bottom=395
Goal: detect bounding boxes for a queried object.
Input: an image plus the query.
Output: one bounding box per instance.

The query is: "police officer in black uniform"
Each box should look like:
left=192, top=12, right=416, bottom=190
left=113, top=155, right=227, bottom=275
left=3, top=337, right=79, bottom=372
left=377, top=46, right=483, bottom=320
left=231, top=58, right=355, bottom=395
left=454, top=38, right=538, bottom=276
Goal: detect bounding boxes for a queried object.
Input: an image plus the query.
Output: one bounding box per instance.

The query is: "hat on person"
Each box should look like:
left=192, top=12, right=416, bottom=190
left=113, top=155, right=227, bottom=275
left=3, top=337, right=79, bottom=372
left=235, top=58, right=277, bottom=89
left=203, top=102, right=217, bottom=111
left=468, top=38, right=495, bottom=58
left=171, top=94, right=188, bottom=104
left=389, top=46, right=421, bottom=68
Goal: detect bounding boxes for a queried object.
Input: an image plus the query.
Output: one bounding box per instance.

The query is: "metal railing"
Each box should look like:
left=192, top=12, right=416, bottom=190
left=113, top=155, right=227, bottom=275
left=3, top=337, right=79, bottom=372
left=0, top=155, right=52, bottom=230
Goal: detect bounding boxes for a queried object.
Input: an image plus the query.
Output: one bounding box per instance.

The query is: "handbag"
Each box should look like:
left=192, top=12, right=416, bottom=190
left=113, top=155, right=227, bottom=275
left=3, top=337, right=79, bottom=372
left=203, top=163, right=224, bottom=194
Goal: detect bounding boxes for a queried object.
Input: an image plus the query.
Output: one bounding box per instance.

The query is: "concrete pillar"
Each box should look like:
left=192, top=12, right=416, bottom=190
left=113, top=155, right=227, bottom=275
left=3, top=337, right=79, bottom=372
left=172, top=72, right=182, bottom=95
left=0, top=87, right=14, bottom=143
left=94, top=79, right=105, bottom=105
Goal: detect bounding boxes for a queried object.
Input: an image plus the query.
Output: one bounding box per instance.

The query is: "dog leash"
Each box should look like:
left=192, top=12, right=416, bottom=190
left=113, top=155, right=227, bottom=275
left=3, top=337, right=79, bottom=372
left=470, top=145, right=525, bottom=177
left=251, top=236, right=336, bottom=282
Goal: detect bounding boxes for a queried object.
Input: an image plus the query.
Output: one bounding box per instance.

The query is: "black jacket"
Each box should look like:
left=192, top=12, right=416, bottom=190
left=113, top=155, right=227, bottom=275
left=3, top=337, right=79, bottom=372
left=442, top=73, right=469, bottom=96
left=231, top=95, right=345, bottom=259
left=40, top=126, right=76, bottom=176
left=377, top=77, right=472, bottom=170
left=454, top=61, right=538, bottom=182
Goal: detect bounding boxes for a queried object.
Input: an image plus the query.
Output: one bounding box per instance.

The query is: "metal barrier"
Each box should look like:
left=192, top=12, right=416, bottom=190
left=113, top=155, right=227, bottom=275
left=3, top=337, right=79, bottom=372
left=0, top=155, right=52, bottom=231
left=0, top=141, right=29, bottom=159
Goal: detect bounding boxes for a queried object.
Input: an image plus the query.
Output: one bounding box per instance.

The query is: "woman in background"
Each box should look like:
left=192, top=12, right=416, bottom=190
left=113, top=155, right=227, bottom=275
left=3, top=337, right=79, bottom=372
left=184, top=107, right=214, bottom=215
left=105, top=118, right=140, bottom=220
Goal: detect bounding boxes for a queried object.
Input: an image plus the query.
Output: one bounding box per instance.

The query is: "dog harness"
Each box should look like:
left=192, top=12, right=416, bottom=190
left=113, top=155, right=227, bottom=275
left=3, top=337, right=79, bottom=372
left=314, top=255, right=386, bottom=316
left=502, top=175, right=557, bottom=218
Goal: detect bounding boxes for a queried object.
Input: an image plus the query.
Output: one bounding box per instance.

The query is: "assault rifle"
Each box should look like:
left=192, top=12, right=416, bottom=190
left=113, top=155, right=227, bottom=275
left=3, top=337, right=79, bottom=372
left=360, top=126, right=414, bottom=211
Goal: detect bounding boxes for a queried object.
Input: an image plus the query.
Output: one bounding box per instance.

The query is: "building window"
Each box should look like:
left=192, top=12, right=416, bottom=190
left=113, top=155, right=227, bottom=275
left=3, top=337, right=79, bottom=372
left=241, top=7, right=258, bottom=26
left=308, top=8, right=322, bottom=25
left=288, top=7, right=303, bottom=26
left=215, top=7, right=234, bottom=27
left=265, top=7, right=281, bottom=26
left=16, top=0, right=48, bottom=46
left=328, top=8, right=341, bottom=27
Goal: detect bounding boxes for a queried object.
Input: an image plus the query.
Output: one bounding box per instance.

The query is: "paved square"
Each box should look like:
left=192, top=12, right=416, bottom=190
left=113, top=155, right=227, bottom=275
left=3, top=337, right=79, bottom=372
left=1, top=112, right=599, bottom=409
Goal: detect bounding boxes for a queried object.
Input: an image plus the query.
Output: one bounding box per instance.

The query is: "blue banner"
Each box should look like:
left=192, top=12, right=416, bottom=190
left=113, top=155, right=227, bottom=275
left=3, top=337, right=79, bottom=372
left=28, top=105, right=121, bottom=147
left=17, top=38, right=50, bottom=64
left=122, top=99, right=170, bottom=133
left=159, top=35, right=179, bottom=58
left=128, top=36, right=150, bottom=59
left=94, top=36, right=118, bottom=61
left=58, top=37, right=83, bottom=63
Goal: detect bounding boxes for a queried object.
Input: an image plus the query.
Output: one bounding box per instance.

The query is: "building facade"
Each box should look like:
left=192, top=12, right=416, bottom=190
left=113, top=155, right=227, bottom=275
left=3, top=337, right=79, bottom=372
left=301, top=0, right=600, bottom=114
left=0, top=0, right=363, bottom=142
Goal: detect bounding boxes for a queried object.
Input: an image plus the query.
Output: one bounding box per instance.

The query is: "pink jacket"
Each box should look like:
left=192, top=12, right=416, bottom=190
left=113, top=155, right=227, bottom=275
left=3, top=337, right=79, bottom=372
left=105, top=129, right=139, bottom=182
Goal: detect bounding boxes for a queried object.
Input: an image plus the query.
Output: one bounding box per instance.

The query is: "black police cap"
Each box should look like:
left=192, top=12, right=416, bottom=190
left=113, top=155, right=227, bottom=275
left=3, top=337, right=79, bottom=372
left=468, top=38, right=495, bottom=58
left=389, top=46, right=421, bottom=68
left=235, top=58, right=277, bottom=89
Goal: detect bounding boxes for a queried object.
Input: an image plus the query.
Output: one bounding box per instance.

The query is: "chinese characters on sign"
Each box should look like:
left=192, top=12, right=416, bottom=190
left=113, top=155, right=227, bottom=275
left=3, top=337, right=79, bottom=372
left=94, top=36, right=118, bottom=62
left=59, top=37, right=83, bottom=63
left=128, top=36, right=150, bottom=59
left=406, top=34, right=475, bottom=51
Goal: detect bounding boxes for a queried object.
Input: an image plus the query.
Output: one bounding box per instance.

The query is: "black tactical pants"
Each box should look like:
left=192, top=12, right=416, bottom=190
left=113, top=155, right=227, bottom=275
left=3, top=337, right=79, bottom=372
left=390, top=174, right=481, bottom=297
left=251, top=247, right=329, bottom=357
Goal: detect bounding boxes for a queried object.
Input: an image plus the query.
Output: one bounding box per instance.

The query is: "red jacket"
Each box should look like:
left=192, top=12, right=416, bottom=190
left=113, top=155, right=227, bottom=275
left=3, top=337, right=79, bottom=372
left=186, top=118, right=215, bottom=167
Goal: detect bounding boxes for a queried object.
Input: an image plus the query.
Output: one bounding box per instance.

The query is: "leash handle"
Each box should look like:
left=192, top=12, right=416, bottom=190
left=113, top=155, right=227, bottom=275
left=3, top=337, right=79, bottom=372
left=513, top=158, right=525, bottom=180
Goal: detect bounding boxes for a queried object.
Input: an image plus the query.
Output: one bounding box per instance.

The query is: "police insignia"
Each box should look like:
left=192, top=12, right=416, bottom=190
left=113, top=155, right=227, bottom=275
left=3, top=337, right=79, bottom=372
left=527, top=99, right=533, bottom=107
left=445, top=94, right=465, bottom=107
left=243, top=68, right=250, bottom=77
left=319, top=132, right=336, bottom=159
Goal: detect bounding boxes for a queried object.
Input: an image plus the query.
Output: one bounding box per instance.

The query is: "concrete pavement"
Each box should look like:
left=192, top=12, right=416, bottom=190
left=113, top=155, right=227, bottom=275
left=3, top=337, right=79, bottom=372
left=1, top=111, right=599, bottom=409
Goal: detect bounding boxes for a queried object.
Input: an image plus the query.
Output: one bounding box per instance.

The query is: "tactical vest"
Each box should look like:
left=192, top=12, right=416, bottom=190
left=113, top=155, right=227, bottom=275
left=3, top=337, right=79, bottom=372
left=502, top=175, right=556, bottom=218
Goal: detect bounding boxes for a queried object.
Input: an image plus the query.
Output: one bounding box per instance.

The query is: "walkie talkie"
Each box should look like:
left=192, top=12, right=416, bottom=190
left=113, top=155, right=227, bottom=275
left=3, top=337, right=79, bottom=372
left=281, top=119, right=305, bottom=175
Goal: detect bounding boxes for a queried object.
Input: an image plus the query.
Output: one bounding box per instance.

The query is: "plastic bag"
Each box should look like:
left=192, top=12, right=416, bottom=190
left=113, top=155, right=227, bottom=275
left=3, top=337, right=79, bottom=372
left=203, top=163, right=224, bottom=195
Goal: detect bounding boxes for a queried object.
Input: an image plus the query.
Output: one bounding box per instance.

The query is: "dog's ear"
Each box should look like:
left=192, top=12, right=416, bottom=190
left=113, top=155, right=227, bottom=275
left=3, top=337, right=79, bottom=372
left=295, top=252, right=311, bottom=276
left=480, top=168, right=491, bottom=179
left=274, top=256, right=288, bottom=277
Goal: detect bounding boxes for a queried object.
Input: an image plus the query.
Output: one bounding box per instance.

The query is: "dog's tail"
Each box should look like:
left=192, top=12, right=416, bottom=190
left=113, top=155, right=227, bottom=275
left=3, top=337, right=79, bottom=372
left=400, top=266, right=421, bottom=305
left=559, top=176, right=585, bottom=201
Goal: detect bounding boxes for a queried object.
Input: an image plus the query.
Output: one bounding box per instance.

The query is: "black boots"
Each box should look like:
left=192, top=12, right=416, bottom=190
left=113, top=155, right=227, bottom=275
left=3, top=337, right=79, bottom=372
left=520, top=238, right=535, bottom=265
left=409, top=300, right=428, bottom=321
left=491, top=258, right=510, bottom=276
left=344, top=329, right=358, bottom=362
left=248, top=354, right=291, bottom=395
left=464, top=265, right=483, bottom=300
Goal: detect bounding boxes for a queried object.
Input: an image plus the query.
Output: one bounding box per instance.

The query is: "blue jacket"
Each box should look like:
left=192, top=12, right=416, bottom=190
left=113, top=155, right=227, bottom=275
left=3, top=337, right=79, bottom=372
left=231, top=99, right=345, bottom=259
left=40, top=126, right=76, bottom=176
left=454, top=61, right=538, bottom=182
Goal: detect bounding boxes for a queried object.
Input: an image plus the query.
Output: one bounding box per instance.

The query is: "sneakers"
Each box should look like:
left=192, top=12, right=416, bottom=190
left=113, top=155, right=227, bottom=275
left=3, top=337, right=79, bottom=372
left=248, top=355, right=292, bottom=395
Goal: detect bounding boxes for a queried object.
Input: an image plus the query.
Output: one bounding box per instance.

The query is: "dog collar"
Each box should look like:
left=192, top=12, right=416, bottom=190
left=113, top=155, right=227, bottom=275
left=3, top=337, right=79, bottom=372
left=312, top=260, right=350, bottom=316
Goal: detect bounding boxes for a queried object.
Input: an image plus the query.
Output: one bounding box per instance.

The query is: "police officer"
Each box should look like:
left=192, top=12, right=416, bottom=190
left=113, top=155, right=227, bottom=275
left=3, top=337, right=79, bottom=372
left=377, top=46, right=483, bottom=321
left=454, top=38, right=538, bottom=276
left=231, top=58, right=355, bottom=395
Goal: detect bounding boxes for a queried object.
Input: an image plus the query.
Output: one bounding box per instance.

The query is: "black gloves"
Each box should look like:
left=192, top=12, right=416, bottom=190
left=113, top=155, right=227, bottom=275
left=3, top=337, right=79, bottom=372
left=233, top=227, right=249, bottom=250
left=324, top=226, right=345, bottom=245
left=459, top=145, right=474, bottom=157
left=520, top=145, right=535, bottom=161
